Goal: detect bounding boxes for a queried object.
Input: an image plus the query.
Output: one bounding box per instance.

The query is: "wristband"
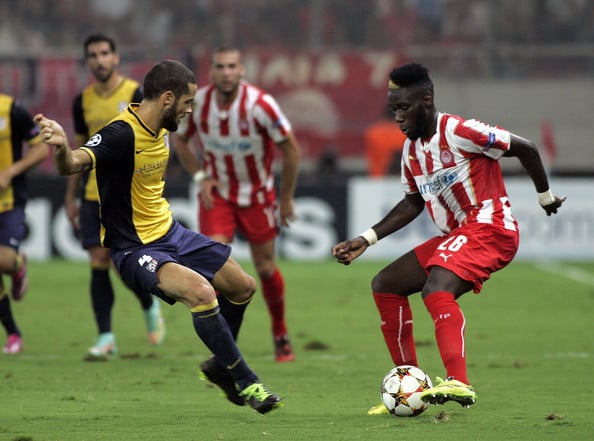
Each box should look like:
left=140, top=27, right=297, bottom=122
left=359, top=228, right=378, bottom=246
left=192, top=170, right=207, bottom=184
left=537, top=189, right=555, bottom=206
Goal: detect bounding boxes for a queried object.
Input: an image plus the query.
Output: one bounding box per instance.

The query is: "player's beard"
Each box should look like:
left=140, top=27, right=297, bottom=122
left=217, top=80, right=239, bottom=100
left=407, top=108, right=431, bottom=141
left=162, top=101, right=179, bottom=132
left=94, top=65, right=115, bottom=83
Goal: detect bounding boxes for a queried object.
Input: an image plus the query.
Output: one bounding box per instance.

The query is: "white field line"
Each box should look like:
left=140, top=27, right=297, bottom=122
left=533, top=261, right=594, bottom=287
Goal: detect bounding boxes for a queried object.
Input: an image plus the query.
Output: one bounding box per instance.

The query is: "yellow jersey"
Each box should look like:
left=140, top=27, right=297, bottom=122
left=73, top=77, right=142, bottom=201
left=80, top=104, right=172, bottom=249
left=0, top=93, right=43, bottom=212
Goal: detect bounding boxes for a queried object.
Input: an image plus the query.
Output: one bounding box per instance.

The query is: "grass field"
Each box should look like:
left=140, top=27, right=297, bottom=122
left=1, top=259, right=593, bottom=441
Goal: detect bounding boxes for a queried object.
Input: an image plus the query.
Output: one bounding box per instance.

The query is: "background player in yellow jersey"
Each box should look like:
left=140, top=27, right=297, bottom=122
left=36, top=59, right=283, bottom=414
left=0, top=93, right=49, bottom=353
left=65, top=34, right=164, bottom=358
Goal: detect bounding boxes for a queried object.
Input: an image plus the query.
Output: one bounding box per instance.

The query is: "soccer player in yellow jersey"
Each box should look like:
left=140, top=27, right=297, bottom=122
left=65, top=34, right=164, bottom=358
left=0, top=93, right=49, bottom=353
left=36, top=60, right=283, bottom=414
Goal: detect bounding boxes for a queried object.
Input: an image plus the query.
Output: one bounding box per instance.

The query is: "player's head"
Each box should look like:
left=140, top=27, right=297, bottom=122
left=210, top=46, right=245, bottom=97
left=387, top=63, right=436, bottom=140
left=83, top=33, right=119, bottom=83
left=144, top=60, right=197, bottom=131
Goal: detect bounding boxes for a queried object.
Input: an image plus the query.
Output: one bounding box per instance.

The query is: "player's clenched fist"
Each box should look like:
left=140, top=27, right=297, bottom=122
left=331, top=237, right=369, bottom=265
left=34, top=114, right=67, bottom=147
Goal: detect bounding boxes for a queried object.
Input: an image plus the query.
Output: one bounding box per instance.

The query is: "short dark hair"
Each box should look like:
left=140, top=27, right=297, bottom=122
left=389, top=63, right=433, bottom=93
left=211, top=46, right=242, bottom=64
left=84, top=33, right=116, bottom=57
left=143, top=60, right=196, bottom=100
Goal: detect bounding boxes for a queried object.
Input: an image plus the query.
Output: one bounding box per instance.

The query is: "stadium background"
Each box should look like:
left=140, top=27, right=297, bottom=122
left=1, top=0, right=592, bottom=260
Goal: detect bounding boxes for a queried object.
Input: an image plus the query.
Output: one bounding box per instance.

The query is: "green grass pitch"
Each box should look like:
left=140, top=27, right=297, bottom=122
left=2, top=259, right=593, bottom=440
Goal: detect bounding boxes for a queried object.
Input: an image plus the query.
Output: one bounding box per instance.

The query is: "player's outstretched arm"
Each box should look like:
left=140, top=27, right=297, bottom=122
left=332, top=193, right=425, bottom=265
left=505, top=133, right=566, bottom=216
left=34, top=114, right=92, bottom=176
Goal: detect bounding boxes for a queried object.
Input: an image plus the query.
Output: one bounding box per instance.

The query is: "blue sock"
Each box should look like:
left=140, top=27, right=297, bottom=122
left=217, top=293, right=249, bottom=340
left=0, top=294, right=19, bottom=335
left=90, top=269, right=114, bottom=334
left=192, top=305, right=258, bottom=390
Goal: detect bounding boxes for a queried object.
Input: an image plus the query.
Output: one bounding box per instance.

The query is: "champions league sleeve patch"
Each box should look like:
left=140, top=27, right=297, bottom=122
left=85, top=133, right=102, bottom=147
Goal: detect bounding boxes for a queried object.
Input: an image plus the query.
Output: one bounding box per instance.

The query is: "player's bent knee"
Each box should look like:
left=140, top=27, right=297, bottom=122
left=371, top=272, right=391, bottom=293
left=235, top=275, right=256, bottom=303
left=182, top=285, right=218, bottom=310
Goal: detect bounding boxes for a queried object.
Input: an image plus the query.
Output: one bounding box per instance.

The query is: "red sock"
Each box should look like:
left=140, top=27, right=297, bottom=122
left=261, top=268, right=287, bottom=338
left=423, top=291, right=469, bottom=384
left=373, top=292, right=418, bottom=367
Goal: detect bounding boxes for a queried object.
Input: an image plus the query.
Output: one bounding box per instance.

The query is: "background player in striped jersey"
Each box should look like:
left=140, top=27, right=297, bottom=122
left=65, top=34, right=165, bottom=358
left=174, top=47, right=300, bottom=363
left=0, top=93, right=49, bottom=353
left=332, top=63, right=565, bottom=414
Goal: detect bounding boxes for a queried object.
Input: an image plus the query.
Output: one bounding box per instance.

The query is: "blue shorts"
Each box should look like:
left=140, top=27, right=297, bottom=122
left=0, top=207, right=26, bottom=250
left=80, top=199, right=101, bottom=249
left=110, top=221, right=232, bottom=305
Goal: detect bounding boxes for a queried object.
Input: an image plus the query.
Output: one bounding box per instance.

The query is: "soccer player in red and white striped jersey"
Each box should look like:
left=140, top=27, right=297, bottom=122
left=174, top=47, right=300, bottom=363
left=332, top=63, right=565, bottom=413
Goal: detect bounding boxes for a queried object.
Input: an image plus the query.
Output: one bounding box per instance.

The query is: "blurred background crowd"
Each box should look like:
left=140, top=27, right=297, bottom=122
left=2, top=0, right=592, bottom=76
left=3, top=0, right=594, bottom=47
left=1, top=0, right=593, bottom=176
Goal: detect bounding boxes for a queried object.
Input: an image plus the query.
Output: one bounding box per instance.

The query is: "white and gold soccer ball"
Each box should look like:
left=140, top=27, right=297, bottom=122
left=380, top=365, right=433, bottom=417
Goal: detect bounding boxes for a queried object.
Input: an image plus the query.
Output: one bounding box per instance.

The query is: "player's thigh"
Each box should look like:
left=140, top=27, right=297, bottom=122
left=211, top=256, right=256, bottom=303
left=157, top=261, right=217, bottom=309
left=0, top=245, right=18, bottom=272
left=371, top=249, right=427, bottom=295
left=422, top=266, right=474, bottom=299
left=0, top=208, right=24, bottom=272
left=87, top=245, right=111, bottom=267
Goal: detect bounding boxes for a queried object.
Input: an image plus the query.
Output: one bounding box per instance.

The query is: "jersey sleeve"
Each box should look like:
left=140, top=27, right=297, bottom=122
left=80, top=120, right=134, bottom=168
left=72, top=93, right=88, bottom=137
left=11, top=101, right=42, bottom=144
left=450, top=118, right=511, bottom=160
left=401, top=157, right=419, bottom=194
left=252, top=93, right=292, bottom=144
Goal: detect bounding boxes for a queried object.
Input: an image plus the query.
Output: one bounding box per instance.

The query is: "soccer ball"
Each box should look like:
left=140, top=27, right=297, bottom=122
left=380, top=365, right=433, bottom=417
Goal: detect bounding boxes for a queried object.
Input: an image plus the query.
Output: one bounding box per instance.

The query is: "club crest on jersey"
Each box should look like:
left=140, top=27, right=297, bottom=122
left=439, top=148, right=455, bottom=166
left=118, top=101, right=128, bottom=113
left=138, top=254, right=158, bottom=273
left=0, top=117, right=6, bottom=130
left=85, top=134, right=102, bottom=147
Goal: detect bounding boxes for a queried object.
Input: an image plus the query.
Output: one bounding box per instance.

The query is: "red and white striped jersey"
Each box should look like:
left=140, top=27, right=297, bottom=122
left=401, top=112, right=518, bottom=233
left=177, top=80, right=292, bottom=206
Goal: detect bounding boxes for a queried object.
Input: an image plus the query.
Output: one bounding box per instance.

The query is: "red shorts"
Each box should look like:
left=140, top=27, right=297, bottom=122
left=199, top=192, right=279, bottom=244
left=414, top=222, right=519, bottom=293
